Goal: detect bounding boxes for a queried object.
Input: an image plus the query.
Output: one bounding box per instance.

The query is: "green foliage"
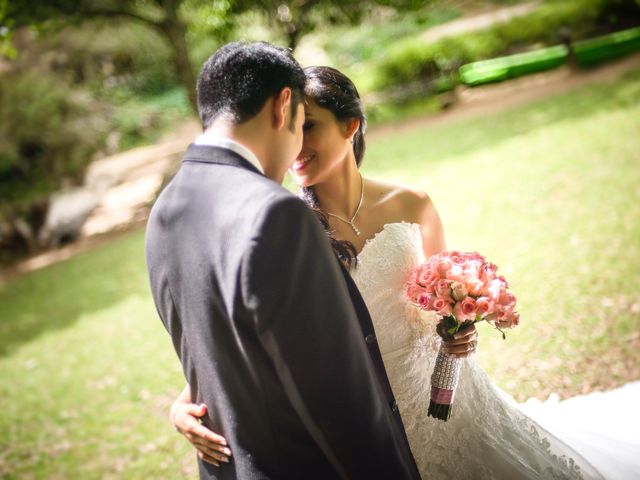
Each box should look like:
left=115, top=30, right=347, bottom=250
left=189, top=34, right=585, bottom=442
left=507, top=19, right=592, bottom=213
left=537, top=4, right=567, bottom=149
left=0, top=0, right=17, bottom=58
left=1, top=0, right=209, bottom=110
left=322, top=5, right=461, bottom=67
left=371, top=0, right=617, bottom=90
left=365, top=93, right=442, bottom=125
left=0, top=72, right=105, bottom=214
left=112, top=87, right=192, bottom=151
left=40, top=21, right=179, bottom=97
left=230, top=0, right=426, bottom=49
left=0, top=19, right=195, bottom=221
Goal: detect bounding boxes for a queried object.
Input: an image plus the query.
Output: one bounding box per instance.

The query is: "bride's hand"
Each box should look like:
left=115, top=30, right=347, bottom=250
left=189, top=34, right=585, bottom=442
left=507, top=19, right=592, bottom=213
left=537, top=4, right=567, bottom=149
left=171, top=402, right=232, bottom=466
left=443, top=324, right=478, bottom=358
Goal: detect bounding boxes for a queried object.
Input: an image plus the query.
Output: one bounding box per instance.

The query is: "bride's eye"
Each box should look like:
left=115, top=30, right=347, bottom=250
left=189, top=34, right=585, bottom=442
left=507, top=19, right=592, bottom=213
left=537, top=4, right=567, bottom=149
left=303, top=121, right=314, bottom=131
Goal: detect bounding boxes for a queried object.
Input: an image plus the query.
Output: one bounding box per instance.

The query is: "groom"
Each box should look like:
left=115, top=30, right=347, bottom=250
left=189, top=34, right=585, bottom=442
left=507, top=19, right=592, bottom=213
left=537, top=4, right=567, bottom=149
left=145, top=42, right=421, bottom=479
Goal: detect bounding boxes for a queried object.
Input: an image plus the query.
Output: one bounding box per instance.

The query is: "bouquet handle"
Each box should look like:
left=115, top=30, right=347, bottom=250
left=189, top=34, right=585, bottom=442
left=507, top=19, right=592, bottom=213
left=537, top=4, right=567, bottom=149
left=428, top=343, right=463, bottom=421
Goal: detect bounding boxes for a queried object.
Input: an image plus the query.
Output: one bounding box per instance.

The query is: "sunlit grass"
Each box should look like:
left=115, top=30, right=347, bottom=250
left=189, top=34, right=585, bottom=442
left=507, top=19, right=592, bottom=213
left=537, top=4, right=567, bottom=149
left=0, top=232, right=194, bottom=479
left=1, top=69, right=638, bottom=478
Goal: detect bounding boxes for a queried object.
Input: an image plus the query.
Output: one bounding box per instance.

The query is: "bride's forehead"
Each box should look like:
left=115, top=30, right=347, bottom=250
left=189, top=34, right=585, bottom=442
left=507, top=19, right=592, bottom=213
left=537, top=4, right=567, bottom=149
left=303, top=98, right=320, bottom=111
left=303, top=100, right=337, bottom=121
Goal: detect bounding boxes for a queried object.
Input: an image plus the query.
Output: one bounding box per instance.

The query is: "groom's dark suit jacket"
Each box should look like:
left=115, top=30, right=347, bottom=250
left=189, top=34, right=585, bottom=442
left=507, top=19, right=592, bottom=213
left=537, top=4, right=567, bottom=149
left=145, top=145, right=421, bottom=480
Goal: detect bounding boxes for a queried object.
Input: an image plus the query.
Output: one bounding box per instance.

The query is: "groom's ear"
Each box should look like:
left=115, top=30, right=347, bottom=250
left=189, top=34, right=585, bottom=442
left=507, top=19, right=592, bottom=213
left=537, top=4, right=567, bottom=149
left=272, top=87, right=292, bottom=131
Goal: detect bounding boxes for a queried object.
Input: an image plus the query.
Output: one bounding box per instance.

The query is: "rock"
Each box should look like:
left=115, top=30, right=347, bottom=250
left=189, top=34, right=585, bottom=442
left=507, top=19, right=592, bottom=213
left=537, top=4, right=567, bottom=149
left=38, top=188, right=100, bottom=247
left=13, top=217, right=37, bottom=251
left=81, top=173, right=164, bottom=237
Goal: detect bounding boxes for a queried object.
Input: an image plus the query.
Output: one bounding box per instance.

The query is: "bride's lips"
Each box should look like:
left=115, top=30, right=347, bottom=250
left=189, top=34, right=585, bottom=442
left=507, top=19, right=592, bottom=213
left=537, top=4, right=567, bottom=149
left=292, top=154, right=314, bottom=172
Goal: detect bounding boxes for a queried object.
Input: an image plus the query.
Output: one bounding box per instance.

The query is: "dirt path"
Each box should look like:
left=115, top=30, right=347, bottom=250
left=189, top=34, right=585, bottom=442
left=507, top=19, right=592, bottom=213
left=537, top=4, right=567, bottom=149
left=419, top=1, right=539, bottom=44
left=1, top=52, right=639, bottom=284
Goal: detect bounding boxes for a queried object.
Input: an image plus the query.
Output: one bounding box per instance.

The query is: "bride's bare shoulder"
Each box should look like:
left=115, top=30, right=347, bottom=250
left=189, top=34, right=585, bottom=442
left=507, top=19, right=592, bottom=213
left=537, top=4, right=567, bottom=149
left=365, top=178, right=435, bottom=224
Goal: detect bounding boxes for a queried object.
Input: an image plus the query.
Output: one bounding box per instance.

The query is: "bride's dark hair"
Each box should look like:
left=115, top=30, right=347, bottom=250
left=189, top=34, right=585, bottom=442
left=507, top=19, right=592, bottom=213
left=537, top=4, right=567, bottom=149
left=300, top=66, right=368, bottom=269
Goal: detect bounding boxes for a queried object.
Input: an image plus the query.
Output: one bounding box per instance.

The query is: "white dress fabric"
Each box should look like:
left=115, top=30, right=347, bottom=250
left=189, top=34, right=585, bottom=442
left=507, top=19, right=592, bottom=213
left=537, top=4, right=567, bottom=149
left=350, top=222, right=639, bottom=480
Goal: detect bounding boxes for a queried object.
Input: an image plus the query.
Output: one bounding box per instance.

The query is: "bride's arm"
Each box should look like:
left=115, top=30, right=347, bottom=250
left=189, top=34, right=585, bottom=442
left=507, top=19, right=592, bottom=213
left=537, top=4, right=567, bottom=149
left=170, top=384, right=231, bottom=466
left=415, top=192, right=446, bottom=258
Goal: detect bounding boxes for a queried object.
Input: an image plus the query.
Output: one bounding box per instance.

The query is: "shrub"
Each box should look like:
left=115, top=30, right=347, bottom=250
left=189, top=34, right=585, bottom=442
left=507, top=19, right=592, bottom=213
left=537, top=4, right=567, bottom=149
left=372, top=0, right=618, bottom=90
left=322, top=6, right=461, bottom=67
left=37, top=21, right=179, bottom=98
left=0, top=72, right=106, bottom=215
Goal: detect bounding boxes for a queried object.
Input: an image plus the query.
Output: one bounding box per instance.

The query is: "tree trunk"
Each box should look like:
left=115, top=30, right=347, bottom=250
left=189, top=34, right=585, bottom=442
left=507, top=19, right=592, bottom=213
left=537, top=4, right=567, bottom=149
left=287, top=27, right=300, bottom=50
left=83, top=0, right=199, bottom=112
left=160, top=0, right=198, bottom=112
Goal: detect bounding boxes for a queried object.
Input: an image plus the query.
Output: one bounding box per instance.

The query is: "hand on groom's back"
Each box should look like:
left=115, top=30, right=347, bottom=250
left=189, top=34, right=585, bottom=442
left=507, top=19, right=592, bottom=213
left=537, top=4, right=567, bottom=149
left=171, top=402, right=231, bottom=466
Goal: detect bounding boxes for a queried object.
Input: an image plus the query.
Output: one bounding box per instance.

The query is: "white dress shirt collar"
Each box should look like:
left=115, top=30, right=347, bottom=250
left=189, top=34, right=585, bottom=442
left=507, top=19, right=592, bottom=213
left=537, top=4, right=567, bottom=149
left=194, top=133, right=264, bottom=174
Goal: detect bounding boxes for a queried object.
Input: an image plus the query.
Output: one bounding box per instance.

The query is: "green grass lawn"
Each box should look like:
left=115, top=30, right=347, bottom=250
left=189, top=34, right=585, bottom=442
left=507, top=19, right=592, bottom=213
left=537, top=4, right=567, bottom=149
left=1, top=68, right=639, bottom=478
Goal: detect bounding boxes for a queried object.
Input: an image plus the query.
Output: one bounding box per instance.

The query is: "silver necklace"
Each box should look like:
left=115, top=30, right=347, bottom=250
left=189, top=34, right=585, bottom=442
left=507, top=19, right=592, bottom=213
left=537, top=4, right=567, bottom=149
left=323, top=174, right=364, bottom=236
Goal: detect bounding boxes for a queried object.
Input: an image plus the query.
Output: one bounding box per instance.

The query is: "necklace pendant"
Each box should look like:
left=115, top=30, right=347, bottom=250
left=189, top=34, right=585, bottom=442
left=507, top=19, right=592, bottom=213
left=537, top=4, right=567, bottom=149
left=351, top=223, right=361, bottom=236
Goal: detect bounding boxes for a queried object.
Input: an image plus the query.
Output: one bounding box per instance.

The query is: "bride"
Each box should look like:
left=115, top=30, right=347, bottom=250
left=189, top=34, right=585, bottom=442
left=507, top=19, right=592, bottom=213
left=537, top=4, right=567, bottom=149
left=168, top=66, right=636, bottom=479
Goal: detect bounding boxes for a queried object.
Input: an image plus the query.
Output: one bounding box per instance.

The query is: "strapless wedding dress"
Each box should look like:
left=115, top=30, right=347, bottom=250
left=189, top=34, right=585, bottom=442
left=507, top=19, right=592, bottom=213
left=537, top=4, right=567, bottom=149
left=350, top=222, right=640, bottom=480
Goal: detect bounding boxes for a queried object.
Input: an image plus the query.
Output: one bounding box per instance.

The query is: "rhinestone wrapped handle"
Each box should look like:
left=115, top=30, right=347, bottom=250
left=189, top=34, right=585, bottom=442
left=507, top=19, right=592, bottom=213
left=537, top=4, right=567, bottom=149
left=428, top=342, right=463, bottom=421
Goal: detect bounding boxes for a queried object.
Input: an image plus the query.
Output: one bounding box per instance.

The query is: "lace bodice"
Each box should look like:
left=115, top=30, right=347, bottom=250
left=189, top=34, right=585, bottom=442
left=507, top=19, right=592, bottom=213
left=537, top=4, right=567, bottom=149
left=350, top=222, right=601, bottom=480
left=351, top=222, right=439, bottom=357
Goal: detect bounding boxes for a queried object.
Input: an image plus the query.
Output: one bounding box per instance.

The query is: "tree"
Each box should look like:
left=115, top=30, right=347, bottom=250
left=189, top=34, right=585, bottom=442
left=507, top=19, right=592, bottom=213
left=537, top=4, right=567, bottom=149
left=233, top=0, right=424, bottom=50
left=0, top=0, right=234, bottom=111
left=1, top=0, right=424, bottom=110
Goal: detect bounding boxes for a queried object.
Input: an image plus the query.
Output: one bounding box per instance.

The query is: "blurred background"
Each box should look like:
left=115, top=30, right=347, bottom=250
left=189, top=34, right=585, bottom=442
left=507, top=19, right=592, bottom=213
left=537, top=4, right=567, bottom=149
left=1, top=0, right=639, bottom=477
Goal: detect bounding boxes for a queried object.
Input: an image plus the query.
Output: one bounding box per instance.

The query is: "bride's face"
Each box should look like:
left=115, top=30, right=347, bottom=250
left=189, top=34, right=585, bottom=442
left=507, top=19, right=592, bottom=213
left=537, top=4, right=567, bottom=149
left=290, top=100, right=352, bottom=187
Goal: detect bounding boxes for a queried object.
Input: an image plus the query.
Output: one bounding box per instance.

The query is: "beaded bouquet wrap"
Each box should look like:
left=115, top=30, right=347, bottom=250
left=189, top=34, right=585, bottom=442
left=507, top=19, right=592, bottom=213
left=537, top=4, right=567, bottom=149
left=429, top=345, right=463, bottom=420
left=405, top=251, right=519, bottom=421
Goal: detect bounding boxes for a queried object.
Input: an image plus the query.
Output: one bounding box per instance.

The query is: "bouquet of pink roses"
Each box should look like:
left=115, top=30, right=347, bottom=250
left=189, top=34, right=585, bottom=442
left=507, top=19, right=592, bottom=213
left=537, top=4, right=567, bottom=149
left=406, top=250, right=519, bottom=421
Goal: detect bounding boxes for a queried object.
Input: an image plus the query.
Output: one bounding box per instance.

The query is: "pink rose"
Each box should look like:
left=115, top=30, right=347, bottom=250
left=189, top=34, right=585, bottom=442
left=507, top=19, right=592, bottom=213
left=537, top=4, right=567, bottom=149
left=434, top=257, right=453, bottom=277
left=465, top=279, right=484, bottom=297
left=453, top=302, right=466, bottom=321
left=475, top=296, right=493, bottom=317
left=454, top=297, right=477, bottom=321
left=497, top=310, right=520, bottom=329
left=446, top=264, right=466, bottom=283
left=486, top=279, right=504, bottom=302
left=473, top=252, right=486, bottom=262
left=432, top=296, right=453, bottom=317
left=463, top=260, right=482, bottom=280
left=497, top=291, right=516, bottom=308
left=406, top=284, right=425, bottom=303
left=450, top=281, right=468, bottom=302
left=417, top=293, right=434, bottom=309
left=480, top=263, right=498, bottom=283
left=449, top=251, right=467, bottom=265
left=435, top=279, right=454, bottom=301
left=417, top=265, right=439, bottom=288
left=461, top=297, right=477, bottom=317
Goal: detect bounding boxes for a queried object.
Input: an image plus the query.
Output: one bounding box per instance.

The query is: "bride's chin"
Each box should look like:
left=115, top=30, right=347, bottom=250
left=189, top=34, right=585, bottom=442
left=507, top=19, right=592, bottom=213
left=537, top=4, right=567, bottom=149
left=290, top=173, right=312, bottom=188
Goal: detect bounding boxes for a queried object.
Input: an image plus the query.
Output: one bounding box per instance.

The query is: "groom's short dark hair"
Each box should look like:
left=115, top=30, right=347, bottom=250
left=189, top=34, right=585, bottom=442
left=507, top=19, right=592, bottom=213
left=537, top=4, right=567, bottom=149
left=197, top=41, right=306, bottom=129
